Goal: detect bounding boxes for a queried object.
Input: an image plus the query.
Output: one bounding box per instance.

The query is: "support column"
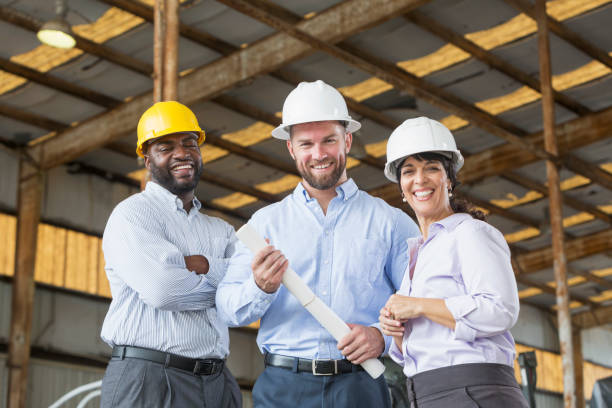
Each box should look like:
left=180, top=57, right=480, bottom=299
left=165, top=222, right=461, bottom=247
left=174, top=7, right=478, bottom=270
left=145, top=0, right=180, bottom=189
left=6, top=157, right=43, bottom=408
left=535, top=1, right=576, bottom=407
left=573, top=329, right=585, bottom=408
left=153, top=0, right=179, bottom=102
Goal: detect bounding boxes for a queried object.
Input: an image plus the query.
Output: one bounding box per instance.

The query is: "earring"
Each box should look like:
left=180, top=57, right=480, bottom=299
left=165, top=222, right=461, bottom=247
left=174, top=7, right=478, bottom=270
left=401, top=193, right=407, bottom=202
left=448, top=189, right=453, bottom=198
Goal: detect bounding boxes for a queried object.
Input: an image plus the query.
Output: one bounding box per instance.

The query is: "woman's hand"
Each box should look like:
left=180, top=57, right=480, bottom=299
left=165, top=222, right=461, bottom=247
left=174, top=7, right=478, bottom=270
left=385, top=294, right=423, bottom=321
left=379, top=307, right=405, bottom=338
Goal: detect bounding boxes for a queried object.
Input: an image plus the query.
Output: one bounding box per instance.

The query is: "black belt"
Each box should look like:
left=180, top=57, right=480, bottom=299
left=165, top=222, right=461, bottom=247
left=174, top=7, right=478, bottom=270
left=111, top=346, right=224, bottom=376
left=264, top=352, right=364, bottom=375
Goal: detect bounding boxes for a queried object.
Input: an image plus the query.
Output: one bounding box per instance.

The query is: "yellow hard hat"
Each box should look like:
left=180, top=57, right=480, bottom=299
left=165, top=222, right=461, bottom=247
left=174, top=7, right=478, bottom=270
left=136, top=101, right=205, bottom=157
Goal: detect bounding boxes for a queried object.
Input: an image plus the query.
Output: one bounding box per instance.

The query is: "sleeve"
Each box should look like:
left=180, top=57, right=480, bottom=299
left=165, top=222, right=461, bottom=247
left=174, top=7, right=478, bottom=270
left=103, top=203, right=217, bottom=311
left=199, top=222, right=238, bottom=288
left=375, top=209, right=420, bottom=355
left=388, top=339, right=406, bottom=367
left=444, top=222, right=520, bottom=342
left=216, top=219, right=277, bottom=327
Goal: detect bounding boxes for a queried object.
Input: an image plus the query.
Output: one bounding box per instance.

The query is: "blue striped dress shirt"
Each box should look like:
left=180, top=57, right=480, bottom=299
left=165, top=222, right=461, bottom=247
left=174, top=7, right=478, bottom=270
left=101, top=182, right=236, bottom=359
left=217, top=179, right=420, bottom=359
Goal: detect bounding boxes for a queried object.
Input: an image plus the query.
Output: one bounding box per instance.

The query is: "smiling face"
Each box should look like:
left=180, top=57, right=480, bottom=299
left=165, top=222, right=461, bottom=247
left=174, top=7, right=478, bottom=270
left=143, top=132, right=203, bottom=197
left=287, top=121, right=352, bottom=191
left=399, top=154, right=454, bottom=225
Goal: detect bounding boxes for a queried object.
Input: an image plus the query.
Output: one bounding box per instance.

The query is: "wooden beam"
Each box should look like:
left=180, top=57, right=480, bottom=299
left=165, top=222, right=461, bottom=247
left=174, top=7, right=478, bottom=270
left=504, top=0, right=612, bottom=70
left=205, top=133, right=298, bottom=176
left=0, top=6, right=152, bottom=76
left=514, top=229, right=611, bottom=275
left=572, top=304, right=612, bottom=329
left=0, top=57, right=119, bottom=108
left=562, top=155, right=612, bottom=192
left=213, top=95, right=282, bottom=127
left=502, top=171, right=612, bottom=225
left=568, top=267, right=612, bottom=291
left=27, top=0, right=428, bottom=170
left=459, top=106, right=612, bottom=185
left=0, top=103, right=67, bottom=132
left=405, top=10, right=591, bottom=116
left=6, top=157, right=43, bottom=408
left=516, top=275, right=599, bottom=309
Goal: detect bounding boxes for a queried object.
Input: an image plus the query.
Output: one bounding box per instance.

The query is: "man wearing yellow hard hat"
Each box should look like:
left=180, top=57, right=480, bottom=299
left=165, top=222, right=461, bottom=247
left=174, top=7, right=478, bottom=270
left=99, top=101, right=241, bottom=407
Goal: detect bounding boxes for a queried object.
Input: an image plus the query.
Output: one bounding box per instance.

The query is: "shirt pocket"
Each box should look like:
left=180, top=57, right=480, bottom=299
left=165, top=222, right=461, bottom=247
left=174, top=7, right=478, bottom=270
left=343, top=237, right=387, bottom=306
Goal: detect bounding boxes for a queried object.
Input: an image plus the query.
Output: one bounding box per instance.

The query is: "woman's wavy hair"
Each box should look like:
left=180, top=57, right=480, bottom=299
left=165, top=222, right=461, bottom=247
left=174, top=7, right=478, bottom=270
left=395, top=152, right=486, bottom=221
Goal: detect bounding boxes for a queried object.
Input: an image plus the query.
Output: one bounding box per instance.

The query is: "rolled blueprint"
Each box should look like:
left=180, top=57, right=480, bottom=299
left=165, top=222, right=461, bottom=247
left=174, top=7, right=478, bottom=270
left=236, top=223, right=386, bottom=379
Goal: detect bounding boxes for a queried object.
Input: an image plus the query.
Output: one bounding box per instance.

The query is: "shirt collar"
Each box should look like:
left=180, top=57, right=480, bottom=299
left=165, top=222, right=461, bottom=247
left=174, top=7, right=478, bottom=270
left=292, top=178, right=359, bottom=203
left=406, top=213, right=471, bottom=251
left=428, top=213, right=471, bottom=237
left=145, top=181, right=201, bottom=212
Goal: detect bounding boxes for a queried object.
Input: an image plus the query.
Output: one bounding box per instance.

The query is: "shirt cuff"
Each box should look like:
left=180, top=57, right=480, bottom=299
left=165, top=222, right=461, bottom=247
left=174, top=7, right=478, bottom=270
left=445, top=295, right=478, bottom=342
left=389, top=339, right=405, bottom=366
left=204, top=257, right=227, bottom=287
left=245, top=273, right=277, bottom=308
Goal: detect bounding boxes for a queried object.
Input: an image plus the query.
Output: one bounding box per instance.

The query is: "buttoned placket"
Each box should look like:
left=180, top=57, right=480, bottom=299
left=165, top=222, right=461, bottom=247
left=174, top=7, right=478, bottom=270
left=407, top=223, right=443, bottom=297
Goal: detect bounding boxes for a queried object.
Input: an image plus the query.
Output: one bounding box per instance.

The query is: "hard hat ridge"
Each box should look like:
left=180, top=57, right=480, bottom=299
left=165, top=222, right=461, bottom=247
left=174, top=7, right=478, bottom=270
left=136, top=101, right=205, bottom=158
left=271, top=80, right=361, bottom=140
left=384, top=117, right=464, bottom=183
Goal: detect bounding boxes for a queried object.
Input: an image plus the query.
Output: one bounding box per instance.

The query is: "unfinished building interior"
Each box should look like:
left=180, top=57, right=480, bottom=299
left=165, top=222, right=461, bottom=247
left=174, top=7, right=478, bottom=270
left=0, top=0, right=611, bottom=407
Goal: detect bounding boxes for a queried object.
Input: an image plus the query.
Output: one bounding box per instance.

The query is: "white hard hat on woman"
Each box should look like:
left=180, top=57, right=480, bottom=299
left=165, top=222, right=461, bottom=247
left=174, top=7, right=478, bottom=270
left=384, top=117, right=464, bottom=183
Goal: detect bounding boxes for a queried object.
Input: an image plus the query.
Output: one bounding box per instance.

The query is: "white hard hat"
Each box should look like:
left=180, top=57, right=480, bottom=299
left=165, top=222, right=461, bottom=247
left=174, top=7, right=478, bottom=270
left=271, top=80, right=361, bottom=140
left=384, top=117, right=464, bottom=183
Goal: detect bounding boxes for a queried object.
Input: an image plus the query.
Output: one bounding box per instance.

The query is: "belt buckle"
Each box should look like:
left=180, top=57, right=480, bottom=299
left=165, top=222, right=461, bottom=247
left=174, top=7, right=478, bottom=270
left=312, top=359, right=337, bottom=376
left=193, top=360, right=212, bottom=376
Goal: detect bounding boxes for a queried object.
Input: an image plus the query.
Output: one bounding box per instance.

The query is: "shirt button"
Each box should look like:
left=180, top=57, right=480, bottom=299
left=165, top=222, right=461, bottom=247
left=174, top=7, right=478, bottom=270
left=322, top=291, right=328, bottom=296
left=324, top=260, right=329, bottom=265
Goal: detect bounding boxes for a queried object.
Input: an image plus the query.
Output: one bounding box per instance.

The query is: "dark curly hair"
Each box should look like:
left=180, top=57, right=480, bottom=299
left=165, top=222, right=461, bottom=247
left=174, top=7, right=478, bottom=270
left=395, top=152, right=485, bottom=221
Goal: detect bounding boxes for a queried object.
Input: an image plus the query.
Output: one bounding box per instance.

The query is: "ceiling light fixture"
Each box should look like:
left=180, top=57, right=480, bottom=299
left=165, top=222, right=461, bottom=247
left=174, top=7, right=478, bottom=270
left=37, top=0, right=76, bottom=49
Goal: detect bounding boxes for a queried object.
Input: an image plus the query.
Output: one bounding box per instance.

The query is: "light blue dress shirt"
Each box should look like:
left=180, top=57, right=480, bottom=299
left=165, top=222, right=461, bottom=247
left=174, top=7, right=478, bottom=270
left=101, top=182, right=236, bottom=359
left=216, top=179, right=420, bottom=359
left=389, top=213, right=520, bottom=376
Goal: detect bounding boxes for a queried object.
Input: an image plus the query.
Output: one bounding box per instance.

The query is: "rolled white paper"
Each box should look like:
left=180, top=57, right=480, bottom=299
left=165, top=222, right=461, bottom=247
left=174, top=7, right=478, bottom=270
left=236, top=223, right=386, bottom=379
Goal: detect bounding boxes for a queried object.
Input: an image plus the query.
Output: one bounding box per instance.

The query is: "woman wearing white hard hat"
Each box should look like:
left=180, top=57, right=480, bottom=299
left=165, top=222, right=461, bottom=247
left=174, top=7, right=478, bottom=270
left=379, top=117, right=528, bottom=407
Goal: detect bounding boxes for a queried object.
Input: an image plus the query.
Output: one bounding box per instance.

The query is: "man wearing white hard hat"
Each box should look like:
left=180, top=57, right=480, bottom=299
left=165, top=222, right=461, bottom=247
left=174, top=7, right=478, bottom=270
left=217, top=80, right=419, bottom=407
left=379, top=117, right=527, bottom=407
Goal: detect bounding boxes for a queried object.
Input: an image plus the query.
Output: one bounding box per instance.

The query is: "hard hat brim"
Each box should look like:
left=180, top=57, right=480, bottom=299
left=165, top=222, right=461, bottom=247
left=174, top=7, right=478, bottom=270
left=384, top=150, right=464, bottom=183
left=271, top=118, right=361, bottom=140
left=136, top=130, right=205, bottom=158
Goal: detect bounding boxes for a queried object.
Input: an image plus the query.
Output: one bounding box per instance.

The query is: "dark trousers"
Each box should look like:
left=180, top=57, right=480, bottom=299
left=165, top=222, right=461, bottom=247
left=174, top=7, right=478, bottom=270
left=100, top=357, right=242, bottom=408
left=253, top=365, right=391, bottom=408
left=406, top=363, right=528, bottom=408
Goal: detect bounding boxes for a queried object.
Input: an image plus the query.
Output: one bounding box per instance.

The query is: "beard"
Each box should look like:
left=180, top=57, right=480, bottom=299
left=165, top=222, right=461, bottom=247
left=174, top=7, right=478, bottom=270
left=149, top=159, right=203, bottom=196
left=297, top=155, right=346, bottom=190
